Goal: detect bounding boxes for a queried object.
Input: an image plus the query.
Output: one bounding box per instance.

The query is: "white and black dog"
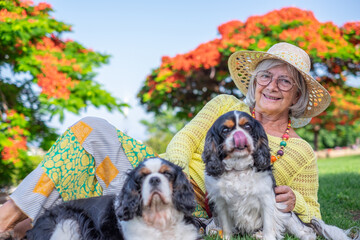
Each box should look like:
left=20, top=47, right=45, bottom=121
left=202, top=111, right=354, bottom=240
left=27, top=157, right=200, bottom=240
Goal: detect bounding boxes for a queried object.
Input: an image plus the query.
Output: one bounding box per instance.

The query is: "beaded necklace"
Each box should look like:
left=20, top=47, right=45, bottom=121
left=251, top=109, right=291, bottom=164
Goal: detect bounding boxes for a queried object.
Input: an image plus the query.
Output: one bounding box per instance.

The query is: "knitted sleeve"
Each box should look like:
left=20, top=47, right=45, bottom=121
left=164, top=94, right=248, bottom=175
left=271, top=136, right=321, bottom=223
left=291, top=155, right=321, bottom=222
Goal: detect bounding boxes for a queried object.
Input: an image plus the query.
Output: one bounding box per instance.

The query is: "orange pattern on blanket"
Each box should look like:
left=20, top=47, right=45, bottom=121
left=70, top=121, right=93, bottom=144
left=33, top=172, right=55, bottom=197
left=96, top=156, right=119, bottom=188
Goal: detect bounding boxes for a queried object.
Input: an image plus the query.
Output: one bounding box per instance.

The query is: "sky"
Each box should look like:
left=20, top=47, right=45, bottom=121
left=33, top=0, right=360, bottom=141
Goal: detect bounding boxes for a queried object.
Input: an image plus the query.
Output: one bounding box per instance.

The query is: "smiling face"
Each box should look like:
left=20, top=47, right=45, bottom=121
left=254, top=65, right=299, bottom=118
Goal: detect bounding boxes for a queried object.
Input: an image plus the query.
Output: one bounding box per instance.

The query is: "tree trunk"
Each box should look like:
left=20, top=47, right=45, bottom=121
left=313, top=126, right=320, bottom=151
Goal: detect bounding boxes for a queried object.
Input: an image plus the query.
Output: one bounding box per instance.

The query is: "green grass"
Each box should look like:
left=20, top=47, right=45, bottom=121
left=206, top=155, right=360, bottom=239
left=317, top=155, right=360, bottom=230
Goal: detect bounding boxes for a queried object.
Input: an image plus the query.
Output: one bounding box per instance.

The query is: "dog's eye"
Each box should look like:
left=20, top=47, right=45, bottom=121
left=137, top=175, right=144, bottom=182
left=222, top=127, right=230, bottom=134
left=137, top=173, right=148, bottom=182
left=163, top=171, right=173, bottom=179
left=243, top=123, right=252, bottom=131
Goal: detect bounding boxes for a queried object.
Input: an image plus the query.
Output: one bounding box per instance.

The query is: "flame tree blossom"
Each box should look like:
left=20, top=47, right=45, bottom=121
left=0, top=0, right=128, bottom=186
left=138, top=7, right=360, bottom=149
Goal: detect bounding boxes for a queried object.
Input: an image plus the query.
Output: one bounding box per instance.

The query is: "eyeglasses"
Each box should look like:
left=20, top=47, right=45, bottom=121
left=255, top=71, right=295, bottom=92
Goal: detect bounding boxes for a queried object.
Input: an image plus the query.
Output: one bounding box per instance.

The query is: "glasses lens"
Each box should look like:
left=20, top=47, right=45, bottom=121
left=256, top=71, right=272, bottom=86
left=256, top=71, right=294, bottom=91
left=277, top=77, right=293, bottom=91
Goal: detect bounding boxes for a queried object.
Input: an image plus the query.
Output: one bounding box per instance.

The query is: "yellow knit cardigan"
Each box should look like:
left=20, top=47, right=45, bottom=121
left=160, top=94, right=321, bottom=223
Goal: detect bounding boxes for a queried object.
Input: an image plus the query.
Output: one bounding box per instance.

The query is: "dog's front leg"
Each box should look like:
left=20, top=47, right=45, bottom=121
left=261, top=197, right=279, bottom=240
left=216, top=207, right=234, bottom=240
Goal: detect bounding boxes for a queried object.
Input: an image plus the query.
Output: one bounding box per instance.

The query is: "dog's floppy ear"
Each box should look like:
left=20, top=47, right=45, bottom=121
left=172, top=167, right=197, bottom=216
left=202, top=125, right=225, bottom=177
left=115, top=169, right=142, bottom=221
left=252, top=119, right=271, bottom=171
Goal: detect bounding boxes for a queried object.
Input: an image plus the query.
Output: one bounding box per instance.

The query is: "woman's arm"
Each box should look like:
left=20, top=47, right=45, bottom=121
left=275, top=156, right=320, bottom=223
left=290, top=156, right=321, bottom=222
left=272, top=138, right=321, bottom=223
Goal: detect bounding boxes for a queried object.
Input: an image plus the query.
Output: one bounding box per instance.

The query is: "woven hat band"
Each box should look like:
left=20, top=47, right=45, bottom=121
left=271, top=51, right=310, bottom=73
left=267, top=43, right=311, bottom=73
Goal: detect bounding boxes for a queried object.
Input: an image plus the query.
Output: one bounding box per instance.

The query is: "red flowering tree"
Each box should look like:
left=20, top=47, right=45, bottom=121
left=138, top=7, right=360, bottom=150
left=0, top=0, right=128, bottom=186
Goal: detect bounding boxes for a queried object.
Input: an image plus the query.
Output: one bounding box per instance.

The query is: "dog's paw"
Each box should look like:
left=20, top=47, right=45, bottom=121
left=252, top=230, right=263, bottom=239
left=206, top=227, right=222, bottom=237
left=205, top=218, right=225, bottom=239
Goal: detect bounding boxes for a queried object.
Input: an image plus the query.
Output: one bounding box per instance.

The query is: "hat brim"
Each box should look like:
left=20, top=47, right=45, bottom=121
left=228, top=50, right=331, bottom=118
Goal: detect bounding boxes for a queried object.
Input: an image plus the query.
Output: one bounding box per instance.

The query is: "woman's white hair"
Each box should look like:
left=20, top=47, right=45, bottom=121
left=244, top=59, right=309, bottom=118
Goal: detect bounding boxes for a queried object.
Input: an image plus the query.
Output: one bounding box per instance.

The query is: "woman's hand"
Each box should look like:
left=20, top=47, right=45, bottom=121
left=274, top=185, right=296, bottom=212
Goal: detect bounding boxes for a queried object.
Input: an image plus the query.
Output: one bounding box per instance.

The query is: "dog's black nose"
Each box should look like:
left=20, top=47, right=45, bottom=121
left=149, top=176, right=161, bottom=186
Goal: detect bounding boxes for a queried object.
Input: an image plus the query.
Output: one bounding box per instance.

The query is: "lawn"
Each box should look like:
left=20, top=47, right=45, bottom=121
left=206, top=155, right=360, bottom=239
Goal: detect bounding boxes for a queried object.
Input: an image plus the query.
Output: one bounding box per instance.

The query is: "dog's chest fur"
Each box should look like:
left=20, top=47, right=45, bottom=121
left=206, top=169, right=275, bottom=232
left=121, top=213, right=198, bottom=240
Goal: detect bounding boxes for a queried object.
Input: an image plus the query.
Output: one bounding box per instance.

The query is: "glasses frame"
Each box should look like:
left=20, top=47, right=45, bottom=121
left=255, top=70, right=295, bottom=92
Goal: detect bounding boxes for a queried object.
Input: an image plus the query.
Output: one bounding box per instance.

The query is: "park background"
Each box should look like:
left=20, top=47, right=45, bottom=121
left=1, top=0, right=360, bottom=185
left=36, top=0, right=360, bottom=141
left=1, top=0, right=360, bottom=183
left=1, top=1, right=360, bottom=238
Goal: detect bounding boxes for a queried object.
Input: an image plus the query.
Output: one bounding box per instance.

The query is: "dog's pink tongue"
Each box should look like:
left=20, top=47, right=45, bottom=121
left=233, top=131, right=247, bottom=148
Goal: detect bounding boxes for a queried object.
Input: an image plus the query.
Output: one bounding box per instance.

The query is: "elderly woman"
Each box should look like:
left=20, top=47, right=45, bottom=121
left=163, top=42, right=331, bottom=222
left=0, top=42, right=331, bottom=238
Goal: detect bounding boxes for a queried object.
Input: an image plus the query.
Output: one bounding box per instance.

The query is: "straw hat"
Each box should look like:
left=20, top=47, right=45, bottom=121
left=228, top=42, right=331, bottom=122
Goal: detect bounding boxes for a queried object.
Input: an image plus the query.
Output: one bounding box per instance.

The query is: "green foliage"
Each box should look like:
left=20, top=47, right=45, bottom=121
left=296, top=120, right=360, bottom=149
left=0, top=0, right=129, bottom=186
left=141, top=109, right=187, bottom=154
left=0, top=151, right=42, bottom=187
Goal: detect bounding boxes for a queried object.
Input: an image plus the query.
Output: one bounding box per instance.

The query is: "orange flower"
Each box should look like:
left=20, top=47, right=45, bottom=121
left=218, top=20, right=244, bottom=38
left=19, top=0, right=34, bottom=8
left=36, top=63, right=75, bottom=99
left=36, top=2, right=52, bottom=11
left=257, top=39, right=267, bottom=49
left=0, top=9, right=23, bottom=21
left=1, top=136, right=27, bottom=164
left=342, top=21, right=360, bottom=44
left=310, top=118, right=322, bottom=124
left=34, top=37, right=65, bottom=52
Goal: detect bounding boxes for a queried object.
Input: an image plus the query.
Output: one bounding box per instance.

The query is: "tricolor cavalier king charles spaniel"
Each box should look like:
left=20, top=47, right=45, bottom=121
left=27, top=157, right=200, bottom=240
left=202, top=111, right=353, bottom=240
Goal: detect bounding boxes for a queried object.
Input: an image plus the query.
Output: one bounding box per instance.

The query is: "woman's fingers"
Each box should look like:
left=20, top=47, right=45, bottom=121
left=274, top=185, right=296, bottom=212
